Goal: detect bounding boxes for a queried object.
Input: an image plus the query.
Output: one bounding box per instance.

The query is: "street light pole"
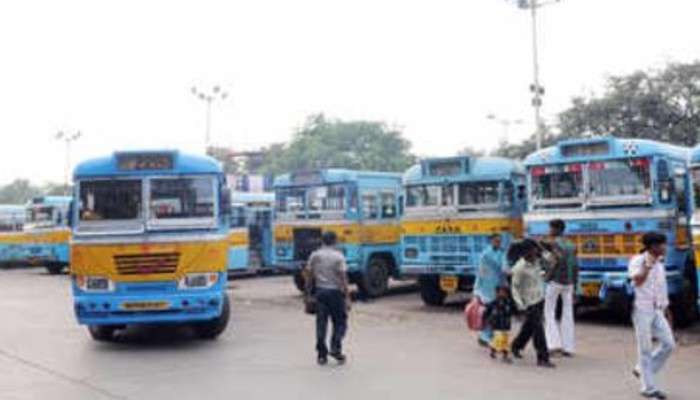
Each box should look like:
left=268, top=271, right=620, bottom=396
left=191, top=85, right=228, bottom=153
left=55, top=130, right=82, bottom=195
left=514, top=0, right=560, bottom=149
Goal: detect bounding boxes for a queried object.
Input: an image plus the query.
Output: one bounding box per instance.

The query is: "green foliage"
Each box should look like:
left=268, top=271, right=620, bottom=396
left=252, top=114, right=416, bottom=175
left=493, top=60, right=700, bottom=159
left=0, top=180, right=68, bottom=205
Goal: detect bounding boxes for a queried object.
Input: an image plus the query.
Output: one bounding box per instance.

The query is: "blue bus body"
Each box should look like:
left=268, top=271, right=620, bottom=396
left=688, top=145, right=700, bottom=312
left=273, top=169, right=403, bottom=298
left=524, top=137, right=698, bottom=323
left=400, top=156, right=526, bottom=305
left=0, top=204, right=26, bottom=266
left=228, top=191, right=275, bottom=275
left=70, top=150, right=231, bottom=340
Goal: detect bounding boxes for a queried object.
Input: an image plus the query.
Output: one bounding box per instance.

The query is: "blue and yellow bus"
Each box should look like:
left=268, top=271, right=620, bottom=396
left=70, top=150, right=231, bottom=341
left=273, top=169, right=402, bottom=298
left=228, top=191, right=275, bottom=274
left=524, top=137, right=698, bottom=325
left=0, top=197, right=71, bottom=273
left=0, top=204, right=26, bottom=266
left=688, top=145, right=700, bottom=314
left=400, top=156, right=526, bottom=305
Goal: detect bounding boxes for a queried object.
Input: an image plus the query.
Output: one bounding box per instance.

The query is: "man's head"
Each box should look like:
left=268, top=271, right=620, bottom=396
left=549, top=219, right=566, bottom=237
left=490, top=233, right=502, bottom=250
left=496, top=285, right=509, bottom=299
left=521, top=238, right=540, bottom=261
left=321, top=231, right=338, bottom=247
left=641, top=231, right=667, bottom=258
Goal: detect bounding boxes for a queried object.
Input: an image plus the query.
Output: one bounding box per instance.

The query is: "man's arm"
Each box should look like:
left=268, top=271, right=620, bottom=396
left=304, top=254, right=316, bottom=294
left=629, top=256, right=652, bottom=287
left=510, top=262, right=526, bottom=310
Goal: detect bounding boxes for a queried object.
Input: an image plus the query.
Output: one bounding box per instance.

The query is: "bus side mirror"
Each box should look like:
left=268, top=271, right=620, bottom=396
left=221, top=189, right=231, bottom=216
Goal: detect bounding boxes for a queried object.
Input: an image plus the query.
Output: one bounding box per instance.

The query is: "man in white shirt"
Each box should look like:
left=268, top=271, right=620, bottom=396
left=628, top=232, right=675, bottom=400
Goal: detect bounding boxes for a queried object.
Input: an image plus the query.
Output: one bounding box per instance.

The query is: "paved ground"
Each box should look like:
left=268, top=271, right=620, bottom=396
left=0, top=268, right=698, bottom=400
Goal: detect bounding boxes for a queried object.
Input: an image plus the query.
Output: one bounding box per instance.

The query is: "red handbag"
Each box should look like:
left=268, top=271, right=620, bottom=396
left=465, top=297, right=485, bottom=331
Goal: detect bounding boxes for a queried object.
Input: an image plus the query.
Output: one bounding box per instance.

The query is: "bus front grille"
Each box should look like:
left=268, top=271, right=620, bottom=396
left=114, top=253, right=180, bottom=275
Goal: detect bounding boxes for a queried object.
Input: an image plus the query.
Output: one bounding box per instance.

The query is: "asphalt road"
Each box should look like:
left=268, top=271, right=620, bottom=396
left=0, top=268, right=698, bottom=400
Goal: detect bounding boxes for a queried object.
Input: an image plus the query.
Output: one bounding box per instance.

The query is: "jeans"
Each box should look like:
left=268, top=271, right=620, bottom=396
left=632, top=308, right=675, bottom=393
left=544, top=282, right=575, bottom=353
left=315, top=288, right=348, bottom=357
left=512, top=301, right=549, bottom=362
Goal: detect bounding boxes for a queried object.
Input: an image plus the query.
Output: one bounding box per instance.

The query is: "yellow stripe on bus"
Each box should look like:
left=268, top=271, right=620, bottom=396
left=71, top=240, right=228, bottom=281
left=400, top=218, right=523, bottom=237
left=0, top=229, right=70, bottom=244
left=228, top=231, right=249, bottom=247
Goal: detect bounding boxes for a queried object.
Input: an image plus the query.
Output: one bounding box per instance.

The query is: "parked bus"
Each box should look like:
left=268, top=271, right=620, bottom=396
left=688, top=145, right=700, bottom=314
left=0, top=205, right=26, bottom=266
left=0, top=197, right=71, bottom=273
left=70, top=150, right=231, bottom=341
left=524, top=137, right=698, bottom=325
left=228, top=191, right=275, bottom=275
left=400, top=156, right=526, bottom=305
left=273, top=169, right=402, bottom=298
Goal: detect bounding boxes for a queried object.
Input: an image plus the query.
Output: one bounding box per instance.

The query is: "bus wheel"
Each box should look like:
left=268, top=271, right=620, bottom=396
left=608, top=291, right=632, bottom=324
left=194, top=294, right=231, bottom=340
left=418, top=276, right=446, bottom=306
left=46, top=263, right=63, bottom=275
left=358, top=257, right=389, bottom=298
left=292, top=271, right=306, bottom=293
left=88, top=325, right=118, bottom=342
left=671, top=274, right=698, bottom=328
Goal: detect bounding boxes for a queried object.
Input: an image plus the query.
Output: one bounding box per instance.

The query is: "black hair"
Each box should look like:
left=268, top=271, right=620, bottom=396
left=549, top=219, right=566, bottom=235
left=489, top=233, right=501, bottom=240
left=321, top=231, right=338, bottom=246
left=641, top=231, right=666, bottom=253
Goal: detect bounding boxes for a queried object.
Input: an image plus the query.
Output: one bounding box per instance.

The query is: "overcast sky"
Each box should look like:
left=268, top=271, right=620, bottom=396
left=1, top=0, right=698, bottom=185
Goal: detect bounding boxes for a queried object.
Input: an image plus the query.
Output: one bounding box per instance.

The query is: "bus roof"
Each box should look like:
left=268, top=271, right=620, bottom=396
left=74, top=150, right=222, bottom=178
left=524, top=136, right=689, bottom=166
left=402, top=156, right=524, bottom=185
left=273, top=169, right=402, bottom=188
left=231, top=191, right=275, bottom=204
left=27, top=196, right=72, bottom=207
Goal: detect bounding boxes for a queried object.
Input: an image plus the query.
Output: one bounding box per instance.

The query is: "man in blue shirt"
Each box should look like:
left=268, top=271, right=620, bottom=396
left=473, top=233, right=506, bottom=346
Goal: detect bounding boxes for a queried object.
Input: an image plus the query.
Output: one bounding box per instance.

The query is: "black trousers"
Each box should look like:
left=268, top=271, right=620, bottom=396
left=315, top=288, right=348, bottom=357
left=512, top=301, right=549, bottom=362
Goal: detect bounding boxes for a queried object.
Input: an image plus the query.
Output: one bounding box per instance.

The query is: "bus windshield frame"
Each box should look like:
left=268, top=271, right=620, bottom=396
left=587, top=158, right=652, bottom=206
left=275, top=183, right=352, bottom=220
left=405, top=181, right=504, bottom=212
left=25, top=205, right=58, bottom=230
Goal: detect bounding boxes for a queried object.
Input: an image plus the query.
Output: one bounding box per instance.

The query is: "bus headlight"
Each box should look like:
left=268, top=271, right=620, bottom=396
left=179, top=273, right=219, bottom=289
left=404, top=248, right=418, bottom=259
left=75, top=275, right=115, bottom=292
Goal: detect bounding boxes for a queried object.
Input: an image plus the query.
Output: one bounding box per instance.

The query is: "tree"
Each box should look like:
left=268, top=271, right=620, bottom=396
left=0, top=179, right=42, bottom=204
left=456, top=146, right=486, bottom=157
left=252, top=114, right=416, bottom=175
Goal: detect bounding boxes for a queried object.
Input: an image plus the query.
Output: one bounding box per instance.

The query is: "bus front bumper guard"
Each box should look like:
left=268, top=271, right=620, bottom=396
left=400, top=264, right=476, bottom=277
left=73, top=290, right=226, bottom=326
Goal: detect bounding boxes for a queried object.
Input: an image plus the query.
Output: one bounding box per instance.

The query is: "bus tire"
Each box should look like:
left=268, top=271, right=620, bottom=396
left=608, top=291, right=632, bottom=323
left=358, top=256, right=389, bottom=298
left=419, top=275, right=446, bottom=306
left=292, top=271, right=306, bottom=293
left=671, top=275, right=698, bottom=328
left=46, top=263, right=64, bottom=275
left=88, top=325, right=118, bottom=342
left=195, top=294, right=231, bottom=340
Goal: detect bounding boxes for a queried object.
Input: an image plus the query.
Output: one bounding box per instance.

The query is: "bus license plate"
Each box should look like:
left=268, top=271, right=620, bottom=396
left=121, top=301, right=170, bottom=311
left=581, top=282, right=601, bottom=298
left=439, top=276, right=459, bottom=293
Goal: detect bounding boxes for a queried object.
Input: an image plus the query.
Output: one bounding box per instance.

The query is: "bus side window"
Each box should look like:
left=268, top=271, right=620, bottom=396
left=657, top=159, right=672, bottom=204
left=361, top=193, right=378, bottom=219
left=380, top=192, right=397, bottom=219
left=674, top=172, right=688, bottom=214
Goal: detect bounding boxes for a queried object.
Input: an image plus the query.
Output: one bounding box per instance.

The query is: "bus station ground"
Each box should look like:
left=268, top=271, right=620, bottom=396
left=1, top=268, right=699, bottom=400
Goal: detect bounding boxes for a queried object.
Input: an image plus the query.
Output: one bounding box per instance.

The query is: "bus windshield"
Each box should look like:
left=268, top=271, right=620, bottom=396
left=588, top=159, right=651, bottom=202
left=79, top=180, right=142, bottom=222
left=405, top=185, right=440, bottom=207
left=149, top=177, right=216, bottom=220
left=457, top=181, right=499, bottom=207
left=26, top=206, right=55, bottom=226
left=531, top=164, right=584, bottom=207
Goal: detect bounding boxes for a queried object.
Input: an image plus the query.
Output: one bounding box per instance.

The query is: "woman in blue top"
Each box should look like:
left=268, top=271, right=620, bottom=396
left=473, top=233, right=506, bottom=346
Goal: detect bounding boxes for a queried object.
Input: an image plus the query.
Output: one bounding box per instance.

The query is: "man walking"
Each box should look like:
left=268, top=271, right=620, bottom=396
left=305, top=231, right=351, bottom=366
left=544, top=219, right=578, bottom=357
left=510, top=239, right=555, bottom=368
left=629, top=232, right=675, bottom=399
left=473, top=233, right=506, bottom=347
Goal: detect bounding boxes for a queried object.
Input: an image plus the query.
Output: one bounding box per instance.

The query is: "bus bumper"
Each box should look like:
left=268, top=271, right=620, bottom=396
left=73, top=281, right=227, bottom=326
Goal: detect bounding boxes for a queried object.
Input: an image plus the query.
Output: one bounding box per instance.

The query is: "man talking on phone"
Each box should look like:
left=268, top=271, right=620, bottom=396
left=628, top=232, right=675, bottom=399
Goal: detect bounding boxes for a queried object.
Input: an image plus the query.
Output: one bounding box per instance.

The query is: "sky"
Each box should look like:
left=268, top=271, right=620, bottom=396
left=0, top=0, right=699, bottom=185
